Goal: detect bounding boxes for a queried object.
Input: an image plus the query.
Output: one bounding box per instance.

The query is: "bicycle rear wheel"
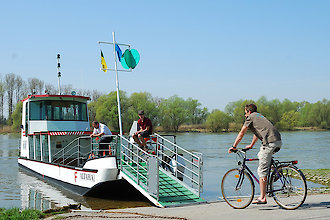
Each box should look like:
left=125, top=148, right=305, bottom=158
left=221, top=168, right=255, bottom=209
left=270, top=165, right=307, bottom=210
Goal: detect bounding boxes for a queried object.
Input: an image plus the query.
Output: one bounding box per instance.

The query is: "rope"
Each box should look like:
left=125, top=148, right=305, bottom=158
left=59, top=211, right=188, bottom=219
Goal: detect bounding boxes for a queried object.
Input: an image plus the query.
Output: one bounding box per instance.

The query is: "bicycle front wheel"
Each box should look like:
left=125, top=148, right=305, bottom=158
left=270, top=165, right=307, bottom=210
left=221, top=168, right=255, bottom=209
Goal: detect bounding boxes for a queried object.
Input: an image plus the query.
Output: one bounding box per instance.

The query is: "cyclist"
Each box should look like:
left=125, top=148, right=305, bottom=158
left=228, top=103, right=282, bottom=204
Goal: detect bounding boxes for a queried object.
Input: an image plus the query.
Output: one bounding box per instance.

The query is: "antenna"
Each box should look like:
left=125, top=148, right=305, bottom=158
left=57, top=54, right=61, bottom=95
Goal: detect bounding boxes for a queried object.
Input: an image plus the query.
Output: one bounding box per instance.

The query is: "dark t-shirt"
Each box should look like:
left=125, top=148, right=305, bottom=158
left=138, top=117, right=153, bottom=133
left=243, top=112, right=281, bottom=145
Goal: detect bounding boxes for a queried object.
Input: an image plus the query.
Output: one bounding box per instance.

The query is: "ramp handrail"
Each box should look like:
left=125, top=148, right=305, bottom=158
left=119, top=135, right=159, bottom=200
left=152, top=133, right=203, bottom=195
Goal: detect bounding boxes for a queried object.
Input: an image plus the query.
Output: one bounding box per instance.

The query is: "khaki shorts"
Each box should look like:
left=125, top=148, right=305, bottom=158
left=257, top=140, right=282, bottom=178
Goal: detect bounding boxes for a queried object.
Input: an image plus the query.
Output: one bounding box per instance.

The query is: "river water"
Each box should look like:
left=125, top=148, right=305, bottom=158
left=0, top=131, right=329, bottom=210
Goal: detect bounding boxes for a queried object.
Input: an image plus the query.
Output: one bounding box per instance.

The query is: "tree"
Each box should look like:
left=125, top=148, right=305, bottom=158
left=45, top=83, right=57, bottom=94
left=11, top=102, right=23, bottom=131
left=225, top=99, right=254, bottom=125
left=127, top=92, right=158, bottom=126
left=91, top=89, right=103, bottom=101
left=5, top=73, right=16, bottom=119
left=158, top=95, right=189, bottom=132
left=309, top=99, right=329, bottom=129
left=277, top=110, right=300, bottom=130
left=61, top=84, right=73, bottom=95
left=28, top=78, right=44, bottom=94
left=205, top=110, right=232, bottom=132
left=0, top=78, right=5, bottom=122
left=14, top=75, right=24, bottom=104
left=92, top=91, right=130, bottom=132
left=185, top=98, right=209, bottom=124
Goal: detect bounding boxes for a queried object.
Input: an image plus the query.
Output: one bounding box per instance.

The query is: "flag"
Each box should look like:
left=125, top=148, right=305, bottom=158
left=100, top=50, right=107, bottom=72
left=115, top=44, right=122, bottom=62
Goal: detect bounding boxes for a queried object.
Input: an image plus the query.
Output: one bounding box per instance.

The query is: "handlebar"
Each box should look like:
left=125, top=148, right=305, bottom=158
left=230, top=148, right=249, bottom=153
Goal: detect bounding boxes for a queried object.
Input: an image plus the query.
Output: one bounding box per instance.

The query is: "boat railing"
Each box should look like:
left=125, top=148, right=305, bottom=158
left=51, top=135, right=119, bottom=167
left=119, top=133, right=203, bottom=197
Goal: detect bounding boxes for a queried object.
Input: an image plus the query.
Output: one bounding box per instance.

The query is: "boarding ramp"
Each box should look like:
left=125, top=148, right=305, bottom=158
left=119, top=134, right=205, bottom=207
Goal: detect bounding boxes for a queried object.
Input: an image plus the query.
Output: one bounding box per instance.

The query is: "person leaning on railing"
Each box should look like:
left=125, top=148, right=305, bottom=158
left=90, top=121, right=113, bottom=157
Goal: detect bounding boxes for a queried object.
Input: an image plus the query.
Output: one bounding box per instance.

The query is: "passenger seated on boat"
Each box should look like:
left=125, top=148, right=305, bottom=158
left=132, top=110, right=153, bottom=152
left=90, top=121, right=113, bottom=157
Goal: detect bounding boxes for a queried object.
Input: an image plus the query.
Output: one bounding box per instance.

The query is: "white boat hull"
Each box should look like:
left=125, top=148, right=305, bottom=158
left=18, top=157, right=119, bottom=195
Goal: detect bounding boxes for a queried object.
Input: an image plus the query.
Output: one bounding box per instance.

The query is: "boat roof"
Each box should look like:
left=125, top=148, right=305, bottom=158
left=21, top=94, right=90, bottom=102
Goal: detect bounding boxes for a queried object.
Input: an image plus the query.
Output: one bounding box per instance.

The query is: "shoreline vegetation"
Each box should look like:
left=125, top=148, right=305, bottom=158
left=0, top=124, right=328, bottom=135
left=0, top=73, right=328, bottom=134
left=1, top=169, right=329, bottom=219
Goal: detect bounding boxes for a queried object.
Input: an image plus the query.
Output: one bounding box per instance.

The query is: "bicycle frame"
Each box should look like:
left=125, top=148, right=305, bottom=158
left=235, top=150, right=291, bottom=194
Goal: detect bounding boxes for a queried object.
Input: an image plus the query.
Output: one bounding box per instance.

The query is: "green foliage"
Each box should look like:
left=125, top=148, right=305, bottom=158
left=158, top=95, right=189, bottom=132
left=157, top=95, right=208, bottom=132
left=91, top=91, right=160, bottom=133
left=185, top=98, right=209, bottom=124
left=225, top=99, right=254, bottom=125
left=205, top=110, right=232, bottom=132
left=92, top=91, right=129, bottom=132
left=0, top=208, right=44, bottom=219
left=11, top=102, right=23, bottom=131
left=225, top=98, right=329, bottom=131
left=276, top=110, right=300, bottom=130
left=8, top=89, right=330, bottom=134
left=126, top=92, right=158, bottom=127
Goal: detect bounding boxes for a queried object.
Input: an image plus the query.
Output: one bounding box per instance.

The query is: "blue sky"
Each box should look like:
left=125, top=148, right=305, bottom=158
left=1, top=0, right=329, bottom=110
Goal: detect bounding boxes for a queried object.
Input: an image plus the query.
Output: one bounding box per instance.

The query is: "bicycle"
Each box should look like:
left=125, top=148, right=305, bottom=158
left=221, top=148, right=307, bottom=210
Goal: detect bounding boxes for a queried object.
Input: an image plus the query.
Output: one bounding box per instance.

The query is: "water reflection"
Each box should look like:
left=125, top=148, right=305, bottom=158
left=18, top=170, right=151, bottom=210
left=18, top=170, right=84, bottom=210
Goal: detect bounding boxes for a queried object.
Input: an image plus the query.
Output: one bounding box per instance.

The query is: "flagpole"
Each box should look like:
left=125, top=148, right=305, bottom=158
left=112, top=32, right=123, bottom=136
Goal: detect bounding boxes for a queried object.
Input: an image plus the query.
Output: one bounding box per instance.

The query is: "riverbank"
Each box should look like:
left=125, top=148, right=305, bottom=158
left=1, top=124, right=328, bottom=134
left=302, top=169, right=330, bottom=187
left=0, top=125, right=14, bottom=134
left=156, top=125, right=328, bottom=133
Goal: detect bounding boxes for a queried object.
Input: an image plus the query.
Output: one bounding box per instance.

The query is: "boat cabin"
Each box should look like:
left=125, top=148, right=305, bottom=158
left=20, top=95, right=92, bottom=165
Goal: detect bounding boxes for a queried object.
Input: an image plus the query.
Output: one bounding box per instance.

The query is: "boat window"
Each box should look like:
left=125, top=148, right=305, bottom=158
left=29, top=136, right=34, bottom=159
left=42, top=135, right=49, bottom=162
left=29, top=101, right=88, bottom=121
left=35, top=135, right=41, bottom=161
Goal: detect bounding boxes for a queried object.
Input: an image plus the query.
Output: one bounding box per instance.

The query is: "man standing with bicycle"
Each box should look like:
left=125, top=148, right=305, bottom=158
left=228, top=103, right=282, bottom=204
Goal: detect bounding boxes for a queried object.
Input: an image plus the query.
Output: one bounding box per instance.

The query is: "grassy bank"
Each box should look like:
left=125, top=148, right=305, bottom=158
left=0, top=208, right=44, bottom=219
left=302, top=169, right=330, bottom=186
left=0, top=204, right=80, bottom=219
left=0, top=125, right=15, bottom=134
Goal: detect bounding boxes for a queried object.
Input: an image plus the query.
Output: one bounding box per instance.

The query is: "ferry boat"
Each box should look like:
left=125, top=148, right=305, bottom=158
left=18, top=94, right=121, bottom=195
left=17, top=93, right=205, bottom=207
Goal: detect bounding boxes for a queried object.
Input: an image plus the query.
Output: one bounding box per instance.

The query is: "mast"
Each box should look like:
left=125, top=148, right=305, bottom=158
left=57, top=54, right=61, bottom=95
left=98, top=32, right=134, bottom=136
left=112, top=32, right=123, bottom=136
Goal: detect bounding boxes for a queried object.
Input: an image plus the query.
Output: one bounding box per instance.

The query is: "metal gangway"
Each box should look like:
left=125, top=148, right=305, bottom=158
left=118, top=133, right=205, bottom=207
